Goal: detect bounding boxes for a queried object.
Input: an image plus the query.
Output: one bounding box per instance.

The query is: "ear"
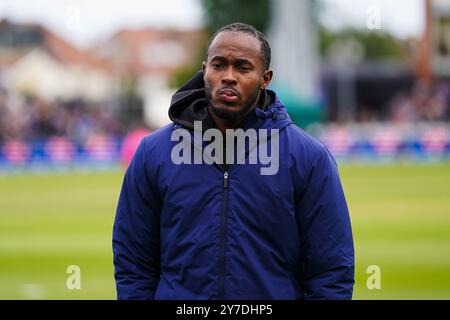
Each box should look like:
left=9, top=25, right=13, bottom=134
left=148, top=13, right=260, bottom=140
left=202, top=61, right=206, bottom=73
left=261, top=69, right=273, bottom=89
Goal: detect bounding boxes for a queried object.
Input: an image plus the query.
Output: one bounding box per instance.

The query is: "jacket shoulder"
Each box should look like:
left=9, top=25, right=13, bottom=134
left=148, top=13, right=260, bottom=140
left=142, top=124, right=176, bottom=147
left=284, top=124, right=330, bottom=159
left=135, top=124, right=176, bottom=169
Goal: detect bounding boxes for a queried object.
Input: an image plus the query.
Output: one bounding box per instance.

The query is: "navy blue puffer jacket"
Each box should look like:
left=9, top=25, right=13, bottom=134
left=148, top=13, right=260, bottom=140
left=113, top=72, right=354, bottom=300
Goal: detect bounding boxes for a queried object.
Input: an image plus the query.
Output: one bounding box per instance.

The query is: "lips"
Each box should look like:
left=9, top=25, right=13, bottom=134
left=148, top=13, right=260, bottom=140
left=218, top=88, right=239, bottom=103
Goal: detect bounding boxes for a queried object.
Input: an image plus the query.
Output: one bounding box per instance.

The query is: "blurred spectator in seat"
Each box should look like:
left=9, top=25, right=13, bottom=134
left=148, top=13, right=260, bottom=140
left=120, top=125, right=151, bottom=168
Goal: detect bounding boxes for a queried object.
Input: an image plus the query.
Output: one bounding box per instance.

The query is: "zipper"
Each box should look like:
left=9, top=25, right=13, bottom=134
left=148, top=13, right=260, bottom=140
left=223, top=171, right=229, bottom=188
left=218, top=170, right=229, bottom=299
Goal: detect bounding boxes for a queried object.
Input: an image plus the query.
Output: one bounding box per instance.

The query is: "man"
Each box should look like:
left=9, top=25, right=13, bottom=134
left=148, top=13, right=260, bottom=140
left=113, top=23, right=354, bottom=300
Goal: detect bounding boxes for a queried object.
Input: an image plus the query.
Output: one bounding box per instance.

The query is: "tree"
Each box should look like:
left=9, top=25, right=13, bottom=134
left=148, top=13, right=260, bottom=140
left=201, top=0, right=271, bottom=34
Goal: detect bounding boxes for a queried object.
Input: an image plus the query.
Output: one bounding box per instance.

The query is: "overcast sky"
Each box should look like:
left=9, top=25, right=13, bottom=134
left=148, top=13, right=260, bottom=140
left=0, top=0, right=204, bottom=48
left=320, top=0, right=424, bottom=38
left=0, top=0, right=424, bottom=48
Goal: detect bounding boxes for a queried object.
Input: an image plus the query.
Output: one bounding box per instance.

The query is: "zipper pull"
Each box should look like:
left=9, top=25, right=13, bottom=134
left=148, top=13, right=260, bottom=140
left=223, top=172, right=229, bottom=188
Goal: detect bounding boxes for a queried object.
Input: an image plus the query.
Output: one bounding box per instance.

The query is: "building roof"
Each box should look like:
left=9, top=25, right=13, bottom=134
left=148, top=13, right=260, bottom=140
left=0, top=19, right=111, bottom=72
left=0, top=19, right=206, bottom=78
left=95, top=27, right=205, bottom=76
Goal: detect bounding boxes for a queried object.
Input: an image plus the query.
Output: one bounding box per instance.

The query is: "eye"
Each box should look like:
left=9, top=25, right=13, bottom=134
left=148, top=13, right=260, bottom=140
left=239, top=66, right=250, bottom=72
left=211, top=63, right=223, bottom=69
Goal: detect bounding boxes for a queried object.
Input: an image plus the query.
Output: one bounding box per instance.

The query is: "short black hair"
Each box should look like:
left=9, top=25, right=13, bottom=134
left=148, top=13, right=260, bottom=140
left=207, top=22, right=271, bottom=70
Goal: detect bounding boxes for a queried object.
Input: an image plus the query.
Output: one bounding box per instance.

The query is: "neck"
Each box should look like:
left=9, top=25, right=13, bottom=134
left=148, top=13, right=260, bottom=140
left=208, top=109, right=249, bottom=133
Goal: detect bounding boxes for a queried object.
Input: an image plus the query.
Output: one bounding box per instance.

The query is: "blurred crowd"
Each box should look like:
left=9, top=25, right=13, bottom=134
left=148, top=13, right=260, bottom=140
left=1, top=80, right=450, bottom=145
left=388, top=81, right=450, bottom=123
left=0, top=87, right=124, bottom=144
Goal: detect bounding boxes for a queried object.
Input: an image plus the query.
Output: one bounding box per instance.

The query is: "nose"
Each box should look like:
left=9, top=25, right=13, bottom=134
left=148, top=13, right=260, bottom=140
left=221, top=67, right=237, bottom=86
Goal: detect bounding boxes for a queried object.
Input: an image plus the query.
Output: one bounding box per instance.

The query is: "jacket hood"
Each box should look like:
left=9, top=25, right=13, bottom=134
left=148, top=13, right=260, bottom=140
left=168, top=71, right=215, bottom=131
left=168, top=70, right=293, bottom=132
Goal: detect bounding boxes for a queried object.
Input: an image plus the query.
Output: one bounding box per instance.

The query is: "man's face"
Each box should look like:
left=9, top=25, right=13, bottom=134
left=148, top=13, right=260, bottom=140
left=203, top=31, right=272, bottom=121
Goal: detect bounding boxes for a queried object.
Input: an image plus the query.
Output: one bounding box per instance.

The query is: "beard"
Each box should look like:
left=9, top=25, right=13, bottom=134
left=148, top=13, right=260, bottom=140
left=205, top=80, right=261, bottom=121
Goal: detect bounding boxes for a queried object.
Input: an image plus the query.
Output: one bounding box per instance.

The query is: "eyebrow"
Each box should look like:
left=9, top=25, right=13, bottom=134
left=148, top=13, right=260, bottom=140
left=210, top=56, right=227, bottom=62
left=210, top=56, right=255, bottom=67
left=235, top=58, right=254, bottom=66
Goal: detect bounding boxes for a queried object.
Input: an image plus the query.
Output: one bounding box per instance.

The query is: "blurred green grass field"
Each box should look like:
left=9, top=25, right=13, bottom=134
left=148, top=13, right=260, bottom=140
left=1, top=164, right=450, bottom=299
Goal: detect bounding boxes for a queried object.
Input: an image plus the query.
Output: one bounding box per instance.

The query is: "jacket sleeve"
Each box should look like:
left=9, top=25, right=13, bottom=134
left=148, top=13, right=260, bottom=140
left=113, top=137, right=162, bottom=299
left=296, top=145, right=354, bottom=300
